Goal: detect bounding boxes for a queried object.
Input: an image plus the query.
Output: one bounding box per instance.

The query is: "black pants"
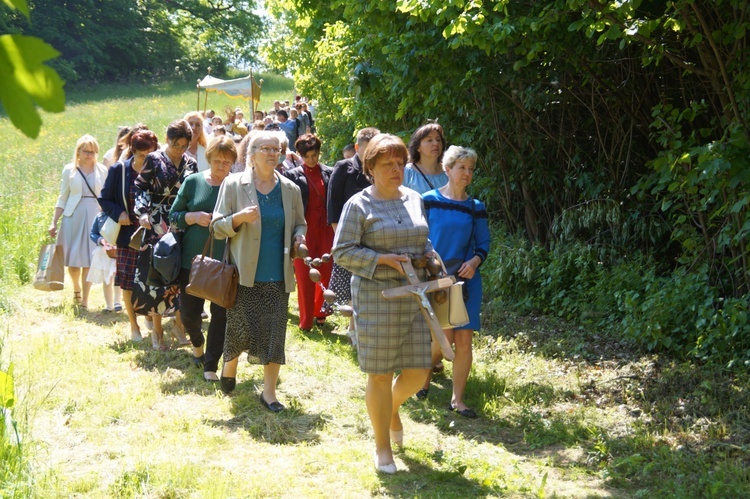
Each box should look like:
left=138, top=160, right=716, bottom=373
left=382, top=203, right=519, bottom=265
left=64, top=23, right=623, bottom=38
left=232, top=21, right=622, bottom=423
left=178, top=268, right=226, bottom=373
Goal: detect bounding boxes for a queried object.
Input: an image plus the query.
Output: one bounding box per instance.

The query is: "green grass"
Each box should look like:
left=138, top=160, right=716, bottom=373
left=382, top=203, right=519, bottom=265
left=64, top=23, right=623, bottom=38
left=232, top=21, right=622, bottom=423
left=0, top=74, right=295, bottom=307
left=2, top=79, right=750, bottom=497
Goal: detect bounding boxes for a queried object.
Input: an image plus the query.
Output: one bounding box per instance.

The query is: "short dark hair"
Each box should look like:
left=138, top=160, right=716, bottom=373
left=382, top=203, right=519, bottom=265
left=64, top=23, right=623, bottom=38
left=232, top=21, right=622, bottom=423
left=166, top=119, right=193, bottom=144
left=295, top=133, right=321, bottom=157
left=277, top=109, right=288, bottom=120
left=356, top=127, right=380, bottom=148
left=130, top=130, right=158, bottom=151
left=407, top=122, right=446, bottom=164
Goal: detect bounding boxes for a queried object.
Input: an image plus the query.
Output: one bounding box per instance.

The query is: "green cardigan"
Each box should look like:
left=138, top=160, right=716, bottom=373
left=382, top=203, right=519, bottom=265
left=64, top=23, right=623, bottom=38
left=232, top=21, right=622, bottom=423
left=169, top=173, right=226, bottom=269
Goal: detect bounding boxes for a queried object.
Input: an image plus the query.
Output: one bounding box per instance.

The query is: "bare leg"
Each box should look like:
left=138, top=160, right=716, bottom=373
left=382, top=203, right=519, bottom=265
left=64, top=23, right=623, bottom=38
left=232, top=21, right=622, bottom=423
left=80, top=268, right=92, bottom=308
left=450, top=329, right=473, bottom=411
left=103, top=280, right=114, bottom=310
left=114, top=285, right=122, bottom=307
left=367, top=373, right=395, bottom=468
left=391, top=368, right=431, bottom=433
left=420, top=340, right=443, bottom=392
left=122, top=290, right=141, bottom=340
left=221, top=356, right=238, bottom=378
left=68, top=267, right=82, bottom=301
left=262, top=363, right=281, bottom=403
left=151, top=313, right=165, bottom=350
left=172, top=311, right=189, bottom=345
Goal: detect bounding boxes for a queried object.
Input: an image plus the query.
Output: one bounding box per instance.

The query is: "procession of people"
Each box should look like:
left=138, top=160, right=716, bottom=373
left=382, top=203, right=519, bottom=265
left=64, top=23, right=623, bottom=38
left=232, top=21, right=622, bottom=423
left=46, top=99, right=490, bottom=474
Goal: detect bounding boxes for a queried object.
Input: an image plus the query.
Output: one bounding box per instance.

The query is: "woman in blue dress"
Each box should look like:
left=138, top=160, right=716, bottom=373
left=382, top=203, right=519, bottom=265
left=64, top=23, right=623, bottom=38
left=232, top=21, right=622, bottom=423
left=418, top=145, right=490, bottom=418
left=402, top=122, right=448, bottom=194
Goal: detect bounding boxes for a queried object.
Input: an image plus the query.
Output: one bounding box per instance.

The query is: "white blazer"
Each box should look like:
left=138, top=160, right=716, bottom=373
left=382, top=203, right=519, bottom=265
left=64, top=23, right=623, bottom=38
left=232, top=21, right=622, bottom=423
left=55, top=162, right=108, bottom=217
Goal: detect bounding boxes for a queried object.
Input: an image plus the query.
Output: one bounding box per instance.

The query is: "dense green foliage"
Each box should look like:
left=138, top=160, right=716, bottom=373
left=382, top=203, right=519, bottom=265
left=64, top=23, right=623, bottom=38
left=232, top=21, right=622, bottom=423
left=266, top=0, right=750, bottom=366
left=0, top=0, right=265, bottom=85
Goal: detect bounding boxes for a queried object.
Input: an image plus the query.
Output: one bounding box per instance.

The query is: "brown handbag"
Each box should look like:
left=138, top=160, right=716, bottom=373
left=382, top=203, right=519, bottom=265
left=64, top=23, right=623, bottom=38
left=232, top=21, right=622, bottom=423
left=185, top=233, right=238, bottom=309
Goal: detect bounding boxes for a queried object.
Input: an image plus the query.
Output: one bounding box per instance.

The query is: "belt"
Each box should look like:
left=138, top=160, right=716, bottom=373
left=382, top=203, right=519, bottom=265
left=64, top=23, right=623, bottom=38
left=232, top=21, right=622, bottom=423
left=82, top=196, right=97, bottom=198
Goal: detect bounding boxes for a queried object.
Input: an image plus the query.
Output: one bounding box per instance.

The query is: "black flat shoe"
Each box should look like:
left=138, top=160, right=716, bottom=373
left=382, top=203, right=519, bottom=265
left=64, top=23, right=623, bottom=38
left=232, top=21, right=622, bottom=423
left=448, top=403, right=478, bottom=419
left=192, top=354, right=206, bottom=366
left=415, top=388, right=429, bottom=400
left=260, top=393, right=284, bottom=413
left=220, top=376, right=236, bottom=394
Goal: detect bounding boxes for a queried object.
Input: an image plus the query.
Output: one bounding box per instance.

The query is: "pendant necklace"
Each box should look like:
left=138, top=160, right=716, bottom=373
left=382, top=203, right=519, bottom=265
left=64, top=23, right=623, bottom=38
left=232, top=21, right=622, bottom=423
left=374, top=187, right=403, bottom=224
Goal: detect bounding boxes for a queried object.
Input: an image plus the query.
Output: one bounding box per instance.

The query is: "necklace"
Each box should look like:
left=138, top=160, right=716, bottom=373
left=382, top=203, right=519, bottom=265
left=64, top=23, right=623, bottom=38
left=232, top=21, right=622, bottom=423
left=373, top=187, right=403, bottom=224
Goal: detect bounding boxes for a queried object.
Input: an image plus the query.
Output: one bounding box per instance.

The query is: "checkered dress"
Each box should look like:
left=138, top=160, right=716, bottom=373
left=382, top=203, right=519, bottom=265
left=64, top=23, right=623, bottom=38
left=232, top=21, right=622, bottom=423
left=332, top=187, right=433, bottom=374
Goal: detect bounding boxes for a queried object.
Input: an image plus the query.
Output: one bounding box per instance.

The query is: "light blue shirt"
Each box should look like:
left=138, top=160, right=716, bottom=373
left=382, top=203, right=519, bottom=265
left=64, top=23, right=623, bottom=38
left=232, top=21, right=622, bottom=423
left=403, top=163, right=448, bottom=194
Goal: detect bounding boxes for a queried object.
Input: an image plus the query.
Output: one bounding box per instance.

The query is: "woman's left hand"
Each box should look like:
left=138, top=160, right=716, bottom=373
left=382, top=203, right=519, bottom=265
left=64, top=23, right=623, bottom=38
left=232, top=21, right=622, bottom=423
left=187, top=211, right=212, bottom=227
left=457, top=257, right=480, bottom=279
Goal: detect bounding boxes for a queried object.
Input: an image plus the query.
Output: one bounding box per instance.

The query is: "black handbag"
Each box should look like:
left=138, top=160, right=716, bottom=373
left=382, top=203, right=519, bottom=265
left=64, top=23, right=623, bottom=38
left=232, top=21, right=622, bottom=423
left=148, top=229, right=182, bottom=286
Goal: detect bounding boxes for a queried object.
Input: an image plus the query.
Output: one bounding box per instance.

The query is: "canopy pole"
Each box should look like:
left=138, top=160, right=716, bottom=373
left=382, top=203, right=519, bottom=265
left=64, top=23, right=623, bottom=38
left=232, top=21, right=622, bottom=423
left=250, top=68, right=255, bottom=117
left=196, top=79, right=201, bottom=111
left=203, top=90, right=208, bottom=114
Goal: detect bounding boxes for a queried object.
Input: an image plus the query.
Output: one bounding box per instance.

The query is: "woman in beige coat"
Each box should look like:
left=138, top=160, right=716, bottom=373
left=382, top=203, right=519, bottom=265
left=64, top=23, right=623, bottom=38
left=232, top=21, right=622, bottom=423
left=49, top=134, right=108, bottom=309
left=211, top=131, right=307, bottom=412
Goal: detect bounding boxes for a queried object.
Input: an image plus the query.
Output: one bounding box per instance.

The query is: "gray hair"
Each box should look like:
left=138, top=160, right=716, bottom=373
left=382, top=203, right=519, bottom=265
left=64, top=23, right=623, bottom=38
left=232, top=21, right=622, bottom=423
left=442, top=145, right=477, bottom=171
left=246, top=131, right=285, bottom=168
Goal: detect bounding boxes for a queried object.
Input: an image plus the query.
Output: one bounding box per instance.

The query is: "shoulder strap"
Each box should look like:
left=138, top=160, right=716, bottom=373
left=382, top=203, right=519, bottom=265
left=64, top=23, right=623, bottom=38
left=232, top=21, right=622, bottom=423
left=121, top=162, right=128, bottom=215
left=464, top=198, right=476, bottom=261
left=411, top=163, right=435, bottom=190
left=78, top=169, right=97, bottom=197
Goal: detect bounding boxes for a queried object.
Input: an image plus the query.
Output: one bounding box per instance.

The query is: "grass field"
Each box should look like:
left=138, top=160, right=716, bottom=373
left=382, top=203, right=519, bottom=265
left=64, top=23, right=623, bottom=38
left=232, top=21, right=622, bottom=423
left=1, top=78, right=750, bottom=497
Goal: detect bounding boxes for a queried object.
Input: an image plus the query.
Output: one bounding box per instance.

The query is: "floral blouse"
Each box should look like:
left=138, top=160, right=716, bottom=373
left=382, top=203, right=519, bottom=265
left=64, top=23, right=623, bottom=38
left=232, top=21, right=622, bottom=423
left=134, top=150, right=197, bottom=237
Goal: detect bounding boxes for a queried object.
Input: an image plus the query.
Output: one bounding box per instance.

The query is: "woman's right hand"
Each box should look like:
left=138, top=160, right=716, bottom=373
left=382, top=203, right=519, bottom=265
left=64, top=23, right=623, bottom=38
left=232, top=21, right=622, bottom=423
left=234, top=205, right=259, bottom=225
left=139, top=213, right=152, bottom=229
left=377, top=253, right=409, bottom=274
left=186, top=211, right=212, bottom=227
left=48, top=223, right=57, bottom=239
left=118, top=212, right=132, bottom=225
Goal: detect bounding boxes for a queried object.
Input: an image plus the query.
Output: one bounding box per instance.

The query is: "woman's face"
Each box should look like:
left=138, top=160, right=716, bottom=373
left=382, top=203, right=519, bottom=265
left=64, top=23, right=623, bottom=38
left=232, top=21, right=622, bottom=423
left=187, top=119, right=203, bottom=140
left=447, top=159, right=475, bottom=191
left=132, top=148, right=153, bottom=165
left=417, top=130, right=443, bottom=161
left=209, top=152, right=234, bottom=182
left=78, top=145, right=97, bottom=166
left=252, top=137, right=281, bottom=173
left=302, top=149, right=320, bottom=168
left=166, top=138, right=189, bottom=158
left=371, top=153, right=405, bottom=192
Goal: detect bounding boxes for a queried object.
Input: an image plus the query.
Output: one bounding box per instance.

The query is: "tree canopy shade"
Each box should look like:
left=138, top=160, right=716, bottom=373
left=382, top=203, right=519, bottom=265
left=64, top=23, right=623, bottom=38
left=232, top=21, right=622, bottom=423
left=0, top=0, right=266, bottom=85
left=265, top=0, right=750, bottom=363
left=265, top=0, right=749, bottom=291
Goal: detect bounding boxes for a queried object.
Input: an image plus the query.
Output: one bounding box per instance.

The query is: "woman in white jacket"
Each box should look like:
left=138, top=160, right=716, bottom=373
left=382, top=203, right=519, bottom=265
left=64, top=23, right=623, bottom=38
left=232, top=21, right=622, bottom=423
left=48, top=134, right=108, bottom=309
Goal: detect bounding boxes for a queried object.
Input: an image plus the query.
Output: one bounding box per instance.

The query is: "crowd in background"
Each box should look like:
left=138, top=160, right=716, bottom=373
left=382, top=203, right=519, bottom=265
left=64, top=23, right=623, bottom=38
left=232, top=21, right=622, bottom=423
left=48, top=98, right=490, bottom=474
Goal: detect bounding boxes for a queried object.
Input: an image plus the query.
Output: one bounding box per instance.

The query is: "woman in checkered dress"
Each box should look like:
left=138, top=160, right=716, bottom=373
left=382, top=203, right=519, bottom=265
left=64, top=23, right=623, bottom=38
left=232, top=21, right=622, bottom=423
left=98, top=130, right=159, bottom=341
left=332, top=133, right=433, bottom=474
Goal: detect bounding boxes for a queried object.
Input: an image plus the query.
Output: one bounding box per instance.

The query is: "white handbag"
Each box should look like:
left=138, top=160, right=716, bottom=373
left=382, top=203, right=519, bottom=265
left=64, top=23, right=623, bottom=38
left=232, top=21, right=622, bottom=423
left=100, top=160, right=127, bottom=244
left=431, top=281, right=470, bottom=329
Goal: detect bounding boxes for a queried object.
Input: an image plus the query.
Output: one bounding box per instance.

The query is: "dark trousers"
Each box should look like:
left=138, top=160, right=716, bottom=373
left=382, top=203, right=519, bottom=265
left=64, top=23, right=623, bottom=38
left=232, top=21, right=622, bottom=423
left=178, top=268, right=226, bottom=373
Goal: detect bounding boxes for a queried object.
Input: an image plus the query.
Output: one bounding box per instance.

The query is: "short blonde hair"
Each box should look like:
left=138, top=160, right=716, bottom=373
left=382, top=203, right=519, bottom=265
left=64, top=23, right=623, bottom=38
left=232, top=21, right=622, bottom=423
left=442, top=145, right=477, bottom=171
left=73, top=134, right=100, bottom=167
left=205, top=135, right=238, bottom=164
left=183, top=111, right=207, bottom=147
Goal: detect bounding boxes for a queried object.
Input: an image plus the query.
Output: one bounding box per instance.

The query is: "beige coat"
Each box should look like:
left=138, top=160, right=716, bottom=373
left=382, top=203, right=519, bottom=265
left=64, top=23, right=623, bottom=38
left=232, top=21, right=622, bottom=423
left=55, top=162, right=108, bottom=216
left=211, top=169, right=306, bottom=292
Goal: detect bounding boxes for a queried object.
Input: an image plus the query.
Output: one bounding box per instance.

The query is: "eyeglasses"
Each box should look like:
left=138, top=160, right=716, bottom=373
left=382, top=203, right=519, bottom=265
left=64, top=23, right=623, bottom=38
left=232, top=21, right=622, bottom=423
left=257, top=146, right=282, bottom=155
left=170, top=142, right=189, bottom=151
left=81, top=150, right=97, bottom=155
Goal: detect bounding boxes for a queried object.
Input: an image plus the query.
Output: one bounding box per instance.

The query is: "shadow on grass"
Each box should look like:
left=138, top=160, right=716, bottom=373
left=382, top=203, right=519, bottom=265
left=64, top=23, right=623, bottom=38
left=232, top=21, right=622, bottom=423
left=379, top=452, right=501, bottom=496
left=206, top=378, right=326, bottom=445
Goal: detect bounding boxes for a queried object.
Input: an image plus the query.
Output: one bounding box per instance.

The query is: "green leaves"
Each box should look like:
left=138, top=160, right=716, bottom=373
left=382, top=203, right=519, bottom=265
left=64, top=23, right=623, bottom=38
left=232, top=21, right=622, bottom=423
left=0, top=34, right=65, bottom=139
left=0, top=365, right=14, bottom=410
left=1, top=0, right=28, bottom=17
